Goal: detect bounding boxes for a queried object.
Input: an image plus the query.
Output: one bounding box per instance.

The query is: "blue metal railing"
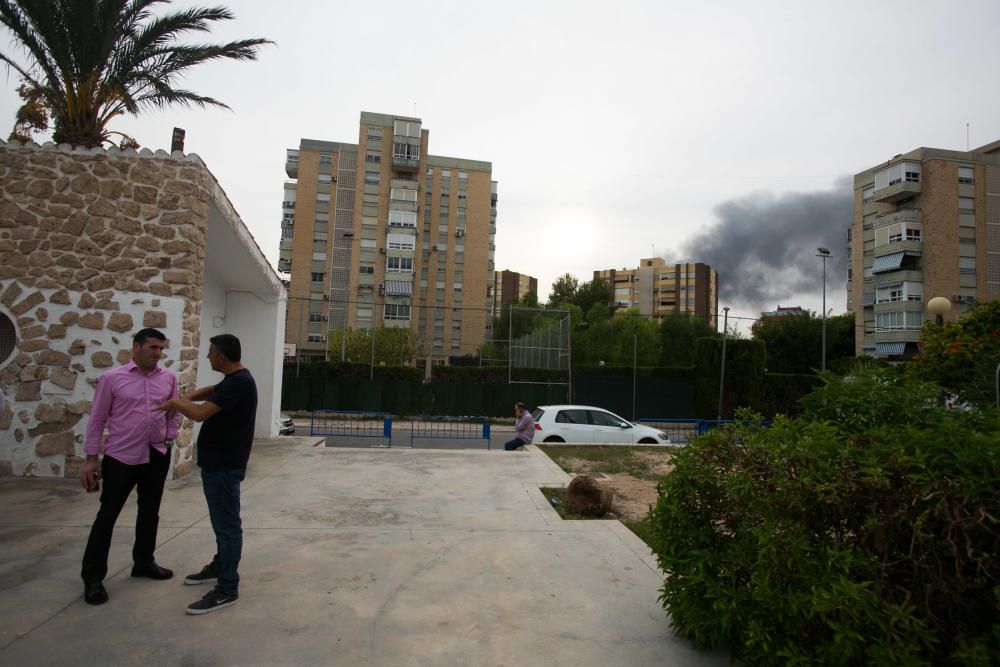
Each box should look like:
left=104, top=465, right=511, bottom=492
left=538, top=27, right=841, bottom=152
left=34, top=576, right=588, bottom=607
left=636, top=418, right=745, bottom=443
left=311, top=410, right=393, bottom=447
left=409, top=416, right=491, bottom=449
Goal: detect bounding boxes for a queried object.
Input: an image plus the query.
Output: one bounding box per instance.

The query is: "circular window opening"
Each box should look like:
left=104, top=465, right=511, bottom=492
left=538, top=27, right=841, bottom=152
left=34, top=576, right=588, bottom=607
left=0, top=311, right=16, bottom=367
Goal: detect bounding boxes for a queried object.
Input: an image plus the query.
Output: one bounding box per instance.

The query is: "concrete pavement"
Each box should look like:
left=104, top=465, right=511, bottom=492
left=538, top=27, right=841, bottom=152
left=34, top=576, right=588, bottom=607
left=0, top=438, right=730, bottom=666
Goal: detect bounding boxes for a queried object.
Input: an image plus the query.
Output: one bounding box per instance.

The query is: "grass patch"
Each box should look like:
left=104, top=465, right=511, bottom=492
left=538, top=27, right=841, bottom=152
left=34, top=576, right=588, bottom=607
left=537, top=445, right=671, bottom=480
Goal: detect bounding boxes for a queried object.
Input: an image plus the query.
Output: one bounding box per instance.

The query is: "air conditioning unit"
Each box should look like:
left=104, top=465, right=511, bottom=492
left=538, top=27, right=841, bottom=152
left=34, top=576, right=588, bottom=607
left=321, top=315, right=328, bottom=321
left=455, top=226, right=465, bottom=237
left=378, top=284, right=385, bottom=295
left=323, top=295, right=329, bottom=301
left=379, top=247, right=386, bottom=254
left=342, top=231, right=354, bottom=237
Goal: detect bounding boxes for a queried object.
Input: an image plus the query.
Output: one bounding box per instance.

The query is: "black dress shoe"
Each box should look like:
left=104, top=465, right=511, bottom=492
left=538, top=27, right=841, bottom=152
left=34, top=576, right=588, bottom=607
left=130, top=562, right=174, bottom=580
left=84, top=581, right=109, bottom=605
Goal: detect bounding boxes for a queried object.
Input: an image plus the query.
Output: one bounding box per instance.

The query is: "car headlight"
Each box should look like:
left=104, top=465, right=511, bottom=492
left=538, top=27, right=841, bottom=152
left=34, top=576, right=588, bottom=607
left=657, top=432, right=668, bottom=440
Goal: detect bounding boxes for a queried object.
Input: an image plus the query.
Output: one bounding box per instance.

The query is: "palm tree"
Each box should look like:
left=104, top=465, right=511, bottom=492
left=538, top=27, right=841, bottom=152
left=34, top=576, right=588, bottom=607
left=0, top=0, right=271, bottom=147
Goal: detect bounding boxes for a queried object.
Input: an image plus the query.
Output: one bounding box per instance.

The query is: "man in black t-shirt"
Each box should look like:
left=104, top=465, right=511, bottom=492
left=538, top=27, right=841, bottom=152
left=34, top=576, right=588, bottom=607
left=157, top=334, right=257, bottom=615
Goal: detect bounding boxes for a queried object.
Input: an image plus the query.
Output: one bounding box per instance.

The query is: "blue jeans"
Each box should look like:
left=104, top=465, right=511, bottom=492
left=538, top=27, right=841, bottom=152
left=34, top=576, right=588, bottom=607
left=201, top=469, right=246, bottom=595
left=504, top=437, right=528, bottom=451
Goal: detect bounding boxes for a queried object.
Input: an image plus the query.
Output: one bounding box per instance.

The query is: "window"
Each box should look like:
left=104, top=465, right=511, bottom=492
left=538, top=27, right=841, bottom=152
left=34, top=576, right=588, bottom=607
left=958, top=166, right=974, bottom=184
left=441, top=169, right=451, bottom=178
left=364, top=172, right=380, bottom=185
left=359, top=265, right=374, bottom=274
left=906, top=228, right=921, bottom=241
left=392, top=143, right=420, bottom=160
left=319, top=154, right=333, bottom=166
left=589, top=410, right=627, bottom=428
left=874, top=161, right=920, bottom=189
left=390, top=188, right=417, bottom=202
left=960, top=257, right=976, bottom=274
left=384, top=304, right=411, bottom=320
left=875, top=311, right=922, bottom=331
left=387, top=234, right=415, bottom=250
left=311, top=272, right=325, bottom=282
left=386, top=257, right=413, bottom=272
left=317, top=174, right=333, bottom=184
left=458, top=171, right=467, bottom=180
left=457, top=190, right=467, bottom=201
left=309, top=313, right=323, bottom=322
left=307, top=334, right=326, bottom=343
left=360, top=239, right=376, bottom=249
left=365, top=151, right=381, bottom=164
left=389, top=210, right=417, bottom=227
left=393, top=120, right=420, bottom=137
left=862, top=186, right=874, bottom=204
left=316, top=193, right=330, bottom=202
left=281, top=228, right=293, bottom=239
left=367, top=126, right=383, bottom=139
left=959, top=196, right=975, bottom=212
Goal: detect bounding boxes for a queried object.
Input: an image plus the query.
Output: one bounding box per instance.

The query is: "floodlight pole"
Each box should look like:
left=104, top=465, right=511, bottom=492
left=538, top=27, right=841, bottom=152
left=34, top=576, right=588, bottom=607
left=817, top=248, right=831, bottom=372
left=716, top=307, right=730, bottom=425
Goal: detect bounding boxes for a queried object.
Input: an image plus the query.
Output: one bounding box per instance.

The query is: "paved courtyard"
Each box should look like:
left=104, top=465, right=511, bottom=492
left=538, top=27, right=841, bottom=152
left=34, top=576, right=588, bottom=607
left=0, top=438, right=729, bottom=666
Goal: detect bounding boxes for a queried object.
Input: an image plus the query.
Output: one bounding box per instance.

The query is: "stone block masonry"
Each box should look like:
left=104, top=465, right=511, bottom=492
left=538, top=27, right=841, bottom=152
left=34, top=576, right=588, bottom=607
left=0, top=141, right=217, bottom=479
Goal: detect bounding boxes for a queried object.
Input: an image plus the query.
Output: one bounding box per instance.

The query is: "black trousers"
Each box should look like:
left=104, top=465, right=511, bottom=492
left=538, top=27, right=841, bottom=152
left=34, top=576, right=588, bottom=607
left=81, top=447, right=170, bottom=584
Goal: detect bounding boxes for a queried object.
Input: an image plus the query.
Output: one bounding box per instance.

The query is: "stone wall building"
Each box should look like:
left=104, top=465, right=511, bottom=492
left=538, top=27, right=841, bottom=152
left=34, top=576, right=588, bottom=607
left=0, top=140, right=286, bottom=479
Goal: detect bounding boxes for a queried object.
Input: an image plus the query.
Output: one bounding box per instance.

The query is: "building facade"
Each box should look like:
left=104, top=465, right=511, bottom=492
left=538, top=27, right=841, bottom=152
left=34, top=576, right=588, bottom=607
left=849, top=140, right=1000, bottom=357
left=280, top=112, right=497, bottom=364
left=594, top=258, right=718, bottom=328
left=491, top=269, right=538, bottom=318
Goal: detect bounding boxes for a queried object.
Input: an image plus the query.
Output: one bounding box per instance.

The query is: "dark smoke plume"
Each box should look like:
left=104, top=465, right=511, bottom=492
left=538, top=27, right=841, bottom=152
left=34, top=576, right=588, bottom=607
left=678, top=176, right=852, bottom=310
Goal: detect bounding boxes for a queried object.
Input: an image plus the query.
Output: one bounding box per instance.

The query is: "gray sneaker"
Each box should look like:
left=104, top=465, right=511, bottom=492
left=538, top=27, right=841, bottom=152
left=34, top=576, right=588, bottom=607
left=186, top=588, right=238, bottom=615
left=183, top=563, right=218, bottom=586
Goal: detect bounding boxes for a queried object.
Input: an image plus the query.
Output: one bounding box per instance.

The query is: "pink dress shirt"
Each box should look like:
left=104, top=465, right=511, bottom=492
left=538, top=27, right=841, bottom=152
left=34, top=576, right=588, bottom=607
left=85, top=360, right=181, bottom=465
left=515, top=412, right=535, bottom=444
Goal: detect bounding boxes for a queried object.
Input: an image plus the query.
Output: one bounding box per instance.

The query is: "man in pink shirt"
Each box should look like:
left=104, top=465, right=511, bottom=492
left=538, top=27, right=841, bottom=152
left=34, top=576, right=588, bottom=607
left=504, top=401, right=535, bottom=450
left=80, top=328, right=181, bottom=605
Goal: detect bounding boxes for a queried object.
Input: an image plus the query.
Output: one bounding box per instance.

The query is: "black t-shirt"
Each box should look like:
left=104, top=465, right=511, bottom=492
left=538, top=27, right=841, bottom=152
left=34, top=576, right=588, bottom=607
left=196, top=368, right=258, bottom=472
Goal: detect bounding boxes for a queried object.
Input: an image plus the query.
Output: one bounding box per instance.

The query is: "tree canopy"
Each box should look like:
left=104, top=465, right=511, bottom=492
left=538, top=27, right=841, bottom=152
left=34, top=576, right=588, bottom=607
left=751, top=311, right=854, bottom=374
left=1, top=0, right=271, bottom=147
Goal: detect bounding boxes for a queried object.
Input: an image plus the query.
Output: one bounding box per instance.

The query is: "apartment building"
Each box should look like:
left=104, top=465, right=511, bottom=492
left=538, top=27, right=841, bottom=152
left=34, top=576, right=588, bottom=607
left=280, top=112, right=497, bottom=363
left=848, top=139, right=1000, bottom=358
left=594, top=258, right=718, bottom=328
left=491, top=269, right=538, bottom=318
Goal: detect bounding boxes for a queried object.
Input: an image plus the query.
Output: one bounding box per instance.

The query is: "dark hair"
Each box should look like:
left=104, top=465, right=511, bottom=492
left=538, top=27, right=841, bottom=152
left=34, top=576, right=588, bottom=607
left=133, top=328, right=166, bottom=345
left=515, top=401, right=527, bottom=411
left=209, top=334, right=242, bottom=362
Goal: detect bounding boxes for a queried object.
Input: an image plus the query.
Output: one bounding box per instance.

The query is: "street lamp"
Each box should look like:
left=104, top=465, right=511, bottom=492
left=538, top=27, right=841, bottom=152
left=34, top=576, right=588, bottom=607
left=927, top=296, right=951, bottom=326
left=816, top=248, right=831, bottom=372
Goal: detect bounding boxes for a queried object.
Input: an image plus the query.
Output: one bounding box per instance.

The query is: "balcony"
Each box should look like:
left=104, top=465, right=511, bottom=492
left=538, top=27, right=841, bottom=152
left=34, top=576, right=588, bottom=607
left=285, top=150, right=299, bottom=178
left=872, top=180, right=920, bottom=203
left=873, top=239, right=922, bottom=259
left=874, top=209, right=922, bottom=228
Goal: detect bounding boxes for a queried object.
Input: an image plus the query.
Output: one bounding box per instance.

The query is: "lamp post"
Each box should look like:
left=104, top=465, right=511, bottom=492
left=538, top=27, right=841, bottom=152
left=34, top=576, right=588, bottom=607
left=816, top=248, right=831, bottom=372
left=927, top=296, right=951, bottom=326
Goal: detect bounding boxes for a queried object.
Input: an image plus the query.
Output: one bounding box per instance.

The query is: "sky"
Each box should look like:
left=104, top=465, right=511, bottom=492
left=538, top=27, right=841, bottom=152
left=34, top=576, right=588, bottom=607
left=2, top=0, right=1000, bottom=329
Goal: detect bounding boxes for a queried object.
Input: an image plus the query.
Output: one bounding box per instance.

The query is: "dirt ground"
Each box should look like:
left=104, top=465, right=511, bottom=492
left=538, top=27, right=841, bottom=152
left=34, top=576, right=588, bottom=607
left=559, top=451, right=673, bottom=521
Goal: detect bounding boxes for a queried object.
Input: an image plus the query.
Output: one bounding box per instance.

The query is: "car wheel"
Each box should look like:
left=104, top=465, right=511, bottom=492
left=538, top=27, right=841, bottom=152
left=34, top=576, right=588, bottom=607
left=543, top=436, right=565, bottom=443
left=637, top=437, right=657, bottom=444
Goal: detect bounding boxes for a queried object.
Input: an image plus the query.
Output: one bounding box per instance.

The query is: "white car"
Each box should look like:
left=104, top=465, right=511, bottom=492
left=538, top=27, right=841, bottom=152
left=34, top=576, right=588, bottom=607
left=530, top=405, right=670, bottom=444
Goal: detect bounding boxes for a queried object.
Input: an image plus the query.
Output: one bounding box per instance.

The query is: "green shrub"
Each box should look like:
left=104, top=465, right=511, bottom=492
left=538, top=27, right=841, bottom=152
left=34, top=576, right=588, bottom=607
left=650, top=384, right=1000, bottom=665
